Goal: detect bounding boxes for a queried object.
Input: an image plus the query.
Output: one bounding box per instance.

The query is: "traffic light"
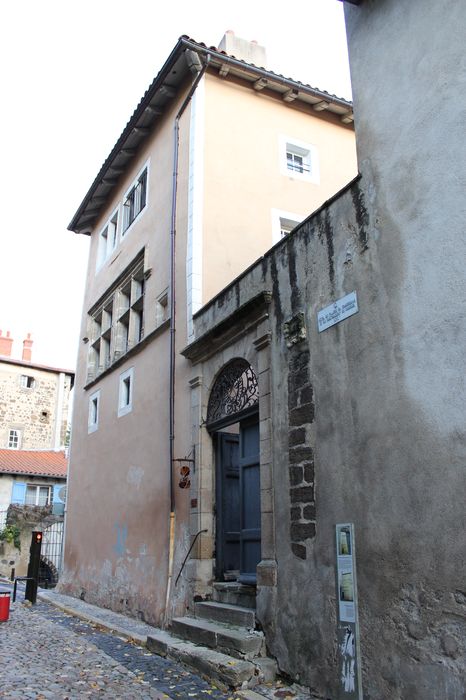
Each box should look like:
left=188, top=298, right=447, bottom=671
left=33, top=532, right=42, bottom=544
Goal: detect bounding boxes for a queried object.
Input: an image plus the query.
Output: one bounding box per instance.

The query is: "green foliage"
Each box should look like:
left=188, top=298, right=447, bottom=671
left=0, top=524, right=21, bottom=551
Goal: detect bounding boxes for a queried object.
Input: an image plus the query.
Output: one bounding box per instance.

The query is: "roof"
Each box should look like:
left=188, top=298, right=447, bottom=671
left=69, top=35, right=354, bottom=235
left=0, top=355, right=75, bottom=382
left=0, top=450, right=68, bottom=479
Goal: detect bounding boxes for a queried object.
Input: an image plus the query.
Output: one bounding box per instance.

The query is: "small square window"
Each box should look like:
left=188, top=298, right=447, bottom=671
left=280, top=136, right=319, bottom=183
left=118, top=368, right=134, bottom=417
left=271, top=209, right=304, bottom=245
left=88, top=390, right=101, bottom=433
left=20, top=375, right=35, bottom=389
left=8, top=429, right=21, bottom=449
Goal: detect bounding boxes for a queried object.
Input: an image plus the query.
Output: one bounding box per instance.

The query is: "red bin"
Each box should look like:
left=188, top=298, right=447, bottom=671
left=0, top=592, right=10, bottom=622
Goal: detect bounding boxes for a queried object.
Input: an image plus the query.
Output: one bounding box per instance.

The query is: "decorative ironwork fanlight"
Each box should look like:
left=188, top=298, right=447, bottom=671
left=207, top=359, right=258, bottom=426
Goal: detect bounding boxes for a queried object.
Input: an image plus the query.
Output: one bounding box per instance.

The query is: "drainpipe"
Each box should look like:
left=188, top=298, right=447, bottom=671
left=164, top=51, right=209, bottom=627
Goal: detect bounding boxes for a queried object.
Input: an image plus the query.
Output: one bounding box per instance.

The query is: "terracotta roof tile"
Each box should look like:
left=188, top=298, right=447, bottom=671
left=0, top=450, right=67, bottom=478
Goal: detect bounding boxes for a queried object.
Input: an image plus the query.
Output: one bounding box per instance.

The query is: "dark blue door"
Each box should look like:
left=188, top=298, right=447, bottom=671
left=238, top=417, right=261, bottom=584
left=216, top=433, right=240, bottom=578
left=216, top=417, right=261, bottom=583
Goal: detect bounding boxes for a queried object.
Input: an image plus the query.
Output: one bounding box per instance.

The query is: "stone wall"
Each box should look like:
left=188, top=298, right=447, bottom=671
left=0, top=362, right=72, bottom=450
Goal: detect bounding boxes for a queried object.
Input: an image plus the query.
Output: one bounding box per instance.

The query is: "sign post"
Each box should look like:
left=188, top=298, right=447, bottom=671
left=335, top=523, right=363, bottom=699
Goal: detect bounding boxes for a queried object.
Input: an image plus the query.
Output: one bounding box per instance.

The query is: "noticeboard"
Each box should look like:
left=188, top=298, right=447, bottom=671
left=335, top=523, right=363, bottom=699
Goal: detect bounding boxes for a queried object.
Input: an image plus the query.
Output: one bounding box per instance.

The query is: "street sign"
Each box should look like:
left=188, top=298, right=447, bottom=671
left=318, top=292, right=358, bottom=332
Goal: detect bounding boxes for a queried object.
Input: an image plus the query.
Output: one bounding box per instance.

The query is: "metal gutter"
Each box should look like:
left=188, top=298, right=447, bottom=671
left=68, top=36, right=353, bottom=236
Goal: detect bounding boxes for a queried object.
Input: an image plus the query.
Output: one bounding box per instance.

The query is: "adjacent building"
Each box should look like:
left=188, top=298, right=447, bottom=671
left=61, top=32, right=357, bottom=628
left=0, top=332, right=73, bottom=580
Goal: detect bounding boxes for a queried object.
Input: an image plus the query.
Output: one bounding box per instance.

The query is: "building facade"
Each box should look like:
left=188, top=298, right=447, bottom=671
left=61, top=34, right=357, bottom=626
left=180, top=1, right=466, bottom=697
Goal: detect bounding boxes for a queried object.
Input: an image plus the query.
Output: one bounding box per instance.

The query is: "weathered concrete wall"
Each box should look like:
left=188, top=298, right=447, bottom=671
left=190, top=152, right=465, bottom=696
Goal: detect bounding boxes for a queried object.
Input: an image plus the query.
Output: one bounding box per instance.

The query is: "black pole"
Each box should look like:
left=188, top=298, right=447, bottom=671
left=25, top=531, right=42, bottom=604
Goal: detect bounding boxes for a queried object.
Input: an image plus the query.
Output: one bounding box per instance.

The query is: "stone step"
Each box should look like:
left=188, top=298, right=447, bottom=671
left=146, top=628, right=272, bottom=690
left=170, top=616, right=265, bottom=660
left=212, top=582, right=256, bottom=609
left=195, top=600, right=256, bottom=628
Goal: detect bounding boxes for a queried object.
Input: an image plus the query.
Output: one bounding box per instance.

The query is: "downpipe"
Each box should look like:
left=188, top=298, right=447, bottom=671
left=163, top=53, right=208, bottom=628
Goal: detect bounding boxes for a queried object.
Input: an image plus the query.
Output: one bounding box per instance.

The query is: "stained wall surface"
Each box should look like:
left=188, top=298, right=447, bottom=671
left=188, top=0, right=466, bottom=693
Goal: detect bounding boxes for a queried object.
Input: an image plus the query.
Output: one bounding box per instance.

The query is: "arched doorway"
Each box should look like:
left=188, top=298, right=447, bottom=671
left=207, top=359, right=261, bottom=585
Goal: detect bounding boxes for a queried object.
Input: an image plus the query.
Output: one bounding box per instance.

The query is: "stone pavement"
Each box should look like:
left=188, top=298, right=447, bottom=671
left=0, top=582, right=312, bottom=700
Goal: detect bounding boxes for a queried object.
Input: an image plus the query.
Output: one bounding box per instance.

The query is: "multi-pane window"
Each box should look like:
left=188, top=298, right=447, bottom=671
left=87, top=255, right=145, bottom=381
left=97, top=210, right=119, bottom=269
left=280, top=136, right=319, bottom=183
left=8, top=429, right=21, bottom=449
left=286, top=150, right=308, bottom=174
left=123, top=168, right=147, bottom=233
left=25, top=485, right=51, bottom=506
left=20, top=375, right=35, bottom=389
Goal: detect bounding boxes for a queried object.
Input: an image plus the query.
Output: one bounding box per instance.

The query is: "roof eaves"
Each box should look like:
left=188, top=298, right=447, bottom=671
left=68, top=35, right=354, bottom=235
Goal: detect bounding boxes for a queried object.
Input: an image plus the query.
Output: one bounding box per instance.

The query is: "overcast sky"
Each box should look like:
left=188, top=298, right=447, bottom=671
left=0, top=0, right=351, bottom=370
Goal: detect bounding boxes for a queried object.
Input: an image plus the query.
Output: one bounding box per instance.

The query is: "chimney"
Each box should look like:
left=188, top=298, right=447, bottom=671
left=0, top=330, right=13, bottom=357
left=218, top=31, right=267, bottom=68
left=22, top=333, right=33, bottom=362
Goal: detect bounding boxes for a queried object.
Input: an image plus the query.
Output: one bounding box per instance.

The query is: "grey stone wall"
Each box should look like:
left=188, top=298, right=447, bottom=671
left=0, top=363, right=72, bottom=450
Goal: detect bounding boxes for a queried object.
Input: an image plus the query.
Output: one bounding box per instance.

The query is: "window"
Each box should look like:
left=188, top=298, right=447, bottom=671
left=280, top=136, right=319, bottom=183
left=118, top=367, right=134, bottom=417
left=25, top=485, right=52, bottom=506
left=123, top=167, right=147, bottom=233
left=87, top=253, right=145, bottom=381
left=20, top=374, right=35, bottom=389
left=8, top=429, right=21, bottom=449
left=88, top=390, right=101, bottom=433
left=271, top=209, right=304, bottom=245
left=97, top=209, right=119, bottom=270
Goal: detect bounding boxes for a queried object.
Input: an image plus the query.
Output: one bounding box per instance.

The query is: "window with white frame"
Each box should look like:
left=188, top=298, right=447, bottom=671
left=8, top=429, right=21, bottom=449
left=123, top=166, right=148, bottom=234
left=118, top=367, right=134, bottom=417
left=280, top=136, right=319, bottom=183
left=97, top=209, right=119, bottom=270
left=25, top=484, right=52, bottom=506
left=19, top=374, right=35, bottom=389
left=88, top=390, right=101, bottom=433
left=87, top=253, right=145, bottom=381
left=271, top=209, right=304, bottom=245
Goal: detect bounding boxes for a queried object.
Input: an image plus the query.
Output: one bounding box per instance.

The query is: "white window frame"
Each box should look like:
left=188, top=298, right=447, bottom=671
left=19, top=374, right=35, bottom=389
left=8, top=429, right=21, bottom=449
left=279, top=135, right=319, bottom=184
left=88, top=389, right=101, bottom=433
left=118, top=367, right=134, bottom=417
left=25, top=484, right=52, bottom=506
left=96, top=207, right=120, bottom=271
left=122, top=161, right=150, bottom=236
left=271, top=208, right=305, bottom=245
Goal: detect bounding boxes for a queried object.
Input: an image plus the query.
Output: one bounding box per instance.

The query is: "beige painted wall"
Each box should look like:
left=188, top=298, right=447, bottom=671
left=202, top=72, right=357, bottom=302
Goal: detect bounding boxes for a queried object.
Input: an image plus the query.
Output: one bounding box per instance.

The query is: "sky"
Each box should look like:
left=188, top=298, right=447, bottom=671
left=0, top=0, right=351, bottom=370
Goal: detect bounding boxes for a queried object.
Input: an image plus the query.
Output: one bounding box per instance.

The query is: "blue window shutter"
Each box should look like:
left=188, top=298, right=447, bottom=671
left=52, top=483, right=65, bottom=515
left=11, top=482, right=27, bottom=504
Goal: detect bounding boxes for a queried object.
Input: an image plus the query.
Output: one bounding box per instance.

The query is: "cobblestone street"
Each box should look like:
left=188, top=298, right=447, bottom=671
left=0, top=598, right=239, bottom=700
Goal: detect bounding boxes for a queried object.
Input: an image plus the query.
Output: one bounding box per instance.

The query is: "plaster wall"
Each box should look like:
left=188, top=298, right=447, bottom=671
left=190, top=160, right=466, bottom=696
left=202, top=72, right=357, bottom=303
left=0, top=362, right=72, bottom=450
left=189, top=3, right=466, bottom=685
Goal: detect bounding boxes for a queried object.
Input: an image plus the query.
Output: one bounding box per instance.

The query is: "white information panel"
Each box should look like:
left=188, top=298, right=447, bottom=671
left=335, top=523, right=363, bottom=699
left=318, top=291, right=358, bottom=332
